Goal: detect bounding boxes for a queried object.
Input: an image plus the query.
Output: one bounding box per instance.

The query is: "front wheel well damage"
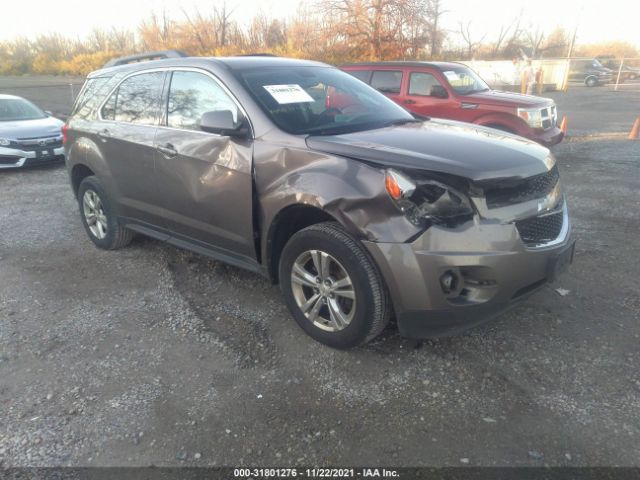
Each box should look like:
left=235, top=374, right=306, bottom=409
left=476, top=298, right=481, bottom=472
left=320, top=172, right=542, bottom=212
left=71, top=164, right=95, bottom=196
left=266, top=205, right=336, bottom=283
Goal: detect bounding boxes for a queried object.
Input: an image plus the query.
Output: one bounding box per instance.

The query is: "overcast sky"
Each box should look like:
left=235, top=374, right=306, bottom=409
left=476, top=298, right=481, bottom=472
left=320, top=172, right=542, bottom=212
left=1, top=0, right=637, bottom=47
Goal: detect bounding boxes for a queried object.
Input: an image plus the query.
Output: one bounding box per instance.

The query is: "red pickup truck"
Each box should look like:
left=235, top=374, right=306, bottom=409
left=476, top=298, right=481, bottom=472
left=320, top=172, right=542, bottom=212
left=341, top=61, right=564, bottom=147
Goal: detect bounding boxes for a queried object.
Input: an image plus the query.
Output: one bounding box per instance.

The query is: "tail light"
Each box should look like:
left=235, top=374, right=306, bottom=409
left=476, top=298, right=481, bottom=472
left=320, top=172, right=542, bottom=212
left=62, top=124, right=69, bottom=145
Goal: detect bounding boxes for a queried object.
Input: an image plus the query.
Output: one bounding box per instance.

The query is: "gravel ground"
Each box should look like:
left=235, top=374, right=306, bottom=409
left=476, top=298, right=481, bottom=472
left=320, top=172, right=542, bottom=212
left=1, top=82, right=639, bottom=468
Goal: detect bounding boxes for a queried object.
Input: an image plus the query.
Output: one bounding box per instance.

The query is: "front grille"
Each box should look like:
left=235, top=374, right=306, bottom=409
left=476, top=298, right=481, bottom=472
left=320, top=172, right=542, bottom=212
left=516, top=209, right=564, bottom=246
left=540, top=105, right=556, bottom=130
left=16, top=138, right=63, bottom=152
left=484, top=165, right=559, bottom=209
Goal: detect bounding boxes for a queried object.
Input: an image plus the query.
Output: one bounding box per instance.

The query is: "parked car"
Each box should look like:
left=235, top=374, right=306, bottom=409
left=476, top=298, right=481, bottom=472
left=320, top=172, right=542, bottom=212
left=65, top=54, right=575, bottom=348
left=568, top=59, right=613, bottom=86
left=341, top=61, right=563, bottom=147
left=597, top=56, right=639, bottom=82
left=0, top=95, right=65, bottom=169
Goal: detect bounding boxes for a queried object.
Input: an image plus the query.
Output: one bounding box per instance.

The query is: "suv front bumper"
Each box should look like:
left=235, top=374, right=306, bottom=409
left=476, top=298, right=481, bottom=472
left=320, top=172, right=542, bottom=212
left=364, top=204, right=574, bottom=338
left=531, top=126, right=564, bottom=147
left=0, top=145, right=65, bottom=169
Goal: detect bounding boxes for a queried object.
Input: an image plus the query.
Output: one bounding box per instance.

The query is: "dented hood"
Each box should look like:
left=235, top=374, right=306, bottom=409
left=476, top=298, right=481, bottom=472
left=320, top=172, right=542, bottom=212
left=306, top=119, right=554, bottom=182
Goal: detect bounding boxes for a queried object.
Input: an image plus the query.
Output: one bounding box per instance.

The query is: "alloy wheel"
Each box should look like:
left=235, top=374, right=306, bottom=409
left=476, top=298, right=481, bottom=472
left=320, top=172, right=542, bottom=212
left=290, top=249, right=356, bottom=332
left=82, top=189, right=108, bottom=239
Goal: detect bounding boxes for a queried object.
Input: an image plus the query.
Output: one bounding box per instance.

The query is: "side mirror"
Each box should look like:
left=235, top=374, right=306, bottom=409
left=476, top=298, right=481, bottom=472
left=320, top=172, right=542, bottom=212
left=44, top=110, right=53, bottom=116
left=200, top=110, right=249, bottom=138
left=430, top=85, right=449, bottom=99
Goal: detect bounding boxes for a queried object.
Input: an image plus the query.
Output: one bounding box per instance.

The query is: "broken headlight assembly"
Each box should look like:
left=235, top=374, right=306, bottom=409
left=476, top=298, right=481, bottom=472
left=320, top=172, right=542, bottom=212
left=385, top=169, right=475, bottom=227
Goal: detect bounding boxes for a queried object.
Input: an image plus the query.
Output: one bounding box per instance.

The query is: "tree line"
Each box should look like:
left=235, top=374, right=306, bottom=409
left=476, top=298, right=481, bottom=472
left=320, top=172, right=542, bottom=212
left=0, top=0, right=637, bottom=76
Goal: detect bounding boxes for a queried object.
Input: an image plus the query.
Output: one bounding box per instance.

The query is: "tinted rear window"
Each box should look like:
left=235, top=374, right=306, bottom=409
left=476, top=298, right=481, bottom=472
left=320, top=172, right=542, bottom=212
left=370, top=70, right=403, bottom=94
left=347, top=70, right=372, bottom=84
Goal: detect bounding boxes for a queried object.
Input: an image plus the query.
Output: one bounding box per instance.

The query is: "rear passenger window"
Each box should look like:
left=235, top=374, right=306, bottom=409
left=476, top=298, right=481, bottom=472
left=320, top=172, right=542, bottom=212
left=167, top=71, right=239, bottom=131
left=100, top=71, right=164, bottom=125
left=408, top=72, right=443, bottom=96
left=347, top=70, right=372, bottom=84
left=370, top=71, right=403, bottom=94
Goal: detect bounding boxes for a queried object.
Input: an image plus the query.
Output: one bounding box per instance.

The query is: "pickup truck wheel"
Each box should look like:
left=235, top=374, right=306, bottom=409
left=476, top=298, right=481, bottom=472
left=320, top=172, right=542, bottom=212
left=77, top=176, right=133, bottom=250
left=585, top=76, right=598, bottom=87
left=279, top=222, right=391, bottom=349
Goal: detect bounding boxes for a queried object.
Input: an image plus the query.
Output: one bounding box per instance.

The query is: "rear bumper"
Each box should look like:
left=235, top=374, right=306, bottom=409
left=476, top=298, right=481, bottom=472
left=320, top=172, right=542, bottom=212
left=0, top=146, right=65, bottom=169
left=364, top=203, right=574, bottom=339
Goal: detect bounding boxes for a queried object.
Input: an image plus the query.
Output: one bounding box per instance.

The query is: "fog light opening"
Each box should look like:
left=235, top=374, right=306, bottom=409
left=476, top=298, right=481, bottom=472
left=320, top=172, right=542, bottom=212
left=440, top=270, right=459, bottom=294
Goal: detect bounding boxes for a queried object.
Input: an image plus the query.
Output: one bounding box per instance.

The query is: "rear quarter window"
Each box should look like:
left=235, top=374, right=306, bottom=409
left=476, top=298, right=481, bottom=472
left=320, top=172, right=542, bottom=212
left=346, top=70, right=373, bottom=84
left=370, top=70, right=403, bottom=94
left=71, top=77, right=112, bottom=120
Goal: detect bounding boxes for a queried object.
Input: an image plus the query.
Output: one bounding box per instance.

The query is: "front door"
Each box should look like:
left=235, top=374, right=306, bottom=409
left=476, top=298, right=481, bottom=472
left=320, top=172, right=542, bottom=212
left=403, top=71, right=458, bottom=119
left=154, top=70, right=256, bottom=261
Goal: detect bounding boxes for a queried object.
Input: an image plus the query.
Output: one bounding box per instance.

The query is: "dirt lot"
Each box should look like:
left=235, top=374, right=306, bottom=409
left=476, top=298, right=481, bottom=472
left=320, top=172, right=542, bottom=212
left=1, top=79, right=639, bottom=468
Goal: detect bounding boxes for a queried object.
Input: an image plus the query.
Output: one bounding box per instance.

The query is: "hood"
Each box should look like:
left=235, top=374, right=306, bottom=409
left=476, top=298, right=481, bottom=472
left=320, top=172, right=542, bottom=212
left=463, top=90, right=552, bottom=108
left=0, top=116, right=64, bottom=140
left=306, top=119, right=553, bottom=182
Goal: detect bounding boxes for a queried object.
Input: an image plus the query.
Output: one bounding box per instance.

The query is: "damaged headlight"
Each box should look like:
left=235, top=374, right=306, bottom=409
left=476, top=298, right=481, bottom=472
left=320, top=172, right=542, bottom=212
left=385, top=169, right=475, bottom=227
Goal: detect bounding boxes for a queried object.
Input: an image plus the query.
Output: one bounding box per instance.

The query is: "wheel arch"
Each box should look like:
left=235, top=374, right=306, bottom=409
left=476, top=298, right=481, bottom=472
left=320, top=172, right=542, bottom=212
left=474, top=113, right=526, bottom=135
left=71, top=164, right=96, bottom=196
left=265, top=204, right=337, bottom=283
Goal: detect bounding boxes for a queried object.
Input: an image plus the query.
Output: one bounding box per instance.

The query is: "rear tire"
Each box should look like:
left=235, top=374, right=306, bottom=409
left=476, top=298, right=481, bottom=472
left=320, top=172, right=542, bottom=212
left=279, top=222, right=391, bottom=349
left=77, top=176, right=133, bottom=250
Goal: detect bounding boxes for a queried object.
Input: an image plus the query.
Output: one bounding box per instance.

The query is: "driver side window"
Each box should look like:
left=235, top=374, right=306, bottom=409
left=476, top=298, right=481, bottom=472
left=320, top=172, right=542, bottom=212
left=408, top=72, right=443, bottom=97
left=167, top=71, right=239, bottom=131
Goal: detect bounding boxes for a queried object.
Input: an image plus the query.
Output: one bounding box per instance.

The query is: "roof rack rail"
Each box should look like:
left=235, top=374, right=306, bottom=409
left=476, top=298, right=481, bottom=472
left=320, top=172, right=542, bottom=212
left=235, top=53, right=277, bottom=57
left=103, top=50, right=189, bottom=68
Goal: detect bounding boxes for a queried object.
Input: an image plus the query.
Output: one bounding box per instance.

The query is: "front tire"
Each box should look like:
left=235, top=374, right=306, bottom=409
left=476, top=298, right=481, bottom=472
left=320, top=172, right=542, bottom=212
left=279, top=222, right=391, bottom=348
left=77, top=176, right=133, bottom=250
left=585, top=76, right=598, bottom=87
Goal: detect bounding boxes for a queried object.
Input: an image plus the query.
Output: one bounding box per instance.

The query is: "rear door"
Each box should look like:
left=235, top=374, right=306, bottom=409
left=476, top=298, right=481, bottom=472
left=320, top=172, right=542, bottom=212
left=153, top=69, right=256, bottom=261
left=370, top=69, right=404, bottom=104
left=96, top=70, right=166, bottom=225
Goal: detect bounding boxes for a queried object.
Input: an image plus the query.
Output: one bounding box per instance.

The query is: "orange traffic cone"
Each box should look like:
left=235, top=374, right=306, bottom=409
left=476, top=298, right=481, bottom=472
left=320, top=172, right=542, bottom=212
left=559, top=116, right=568, bottom=135
left=629, top=117, right=640, bottom=140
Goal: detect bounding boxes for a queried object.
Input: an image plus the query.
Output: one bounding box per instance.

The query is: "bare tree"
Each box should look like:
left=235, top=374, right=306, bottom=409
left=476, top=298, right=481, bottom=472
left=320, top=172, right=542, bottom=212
left=427, top=0, right=447, bottom=58
left=524, top=24, right=545, bottom=58
left=458, top=21, right=485, bottom=59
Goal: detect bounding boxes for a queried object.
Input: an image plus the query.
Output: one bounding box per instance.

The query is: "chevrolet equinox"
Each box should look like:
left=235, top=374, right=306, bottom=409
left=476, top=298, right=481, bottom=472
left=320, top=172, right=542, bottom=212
left=64, top=54, right=575, bottom=348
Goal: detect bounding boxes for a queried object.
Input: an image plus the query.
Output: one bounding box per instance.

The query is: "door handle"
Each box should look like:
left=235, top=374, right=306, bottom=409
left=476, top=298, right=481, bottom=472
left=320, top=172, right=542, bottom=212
left=156, top=143, right=178, bottom=158
left=404, top=99, right=417, bottom=105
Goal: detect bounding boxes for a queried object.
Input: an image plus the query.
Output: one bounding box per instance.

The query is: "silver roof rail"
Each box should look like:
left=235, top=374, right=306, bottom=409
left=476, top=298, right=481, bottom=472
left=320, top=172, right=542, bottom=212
left=103, top=50, right=189, bottom=68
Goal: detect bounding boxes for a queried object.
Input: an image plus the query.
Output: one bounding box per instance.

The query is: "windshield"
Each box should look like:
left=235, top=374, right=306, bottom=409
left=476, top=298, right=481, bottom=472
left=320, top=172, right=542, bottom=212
left=440, top=66, right=490, bottom=95
left=0, top=98, right=47, bottom=122
left=235, top=66, right=417, bottom=135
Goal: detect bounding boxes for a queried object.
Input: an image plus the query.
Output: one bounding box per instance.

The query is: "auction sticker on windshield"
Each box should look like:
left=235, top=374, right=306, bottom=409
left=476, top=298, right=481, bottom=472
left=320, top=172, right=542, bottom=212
left=263, top=84, right=315, bottom=104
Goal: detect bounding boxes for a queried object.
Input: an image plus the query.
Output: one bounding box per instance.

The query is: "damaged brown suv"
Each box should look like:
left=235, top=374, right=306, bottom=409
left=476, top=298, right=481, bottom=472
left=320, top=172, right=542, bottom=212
left=65, top=54, right=575, bottom=348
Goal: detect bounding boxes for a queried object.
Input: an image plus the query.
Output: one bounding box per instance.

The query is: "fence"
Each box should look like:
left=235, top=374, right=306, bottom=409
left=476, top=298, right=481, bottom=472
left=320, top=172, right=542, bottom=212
left=0, top=77, right=85, bottom=119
